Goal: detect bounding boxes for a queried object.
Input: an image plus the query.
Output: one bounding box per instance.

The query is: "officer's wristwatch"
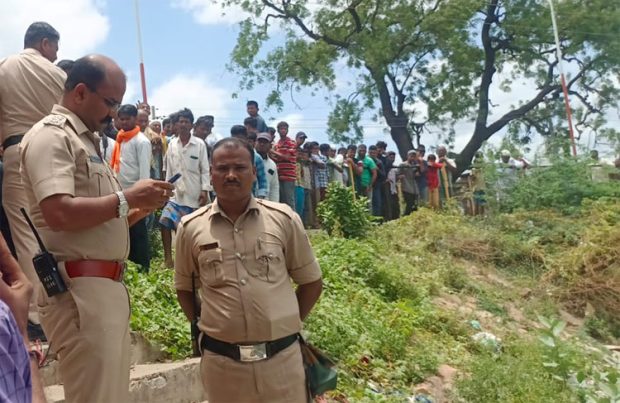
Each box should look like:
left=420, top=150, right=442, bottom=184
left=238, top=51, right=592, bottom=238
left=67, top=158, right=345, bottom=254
left=115, top=191, right=129, bottom=218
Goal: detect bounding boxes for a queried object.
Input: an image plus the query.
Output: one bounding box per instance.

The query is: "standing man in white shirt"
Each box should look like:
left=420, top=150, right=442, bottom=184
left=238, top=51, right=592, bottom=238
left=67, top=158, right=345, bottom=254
left=160, top=108, right=212, bottom=268
left=110, top=104, right=152, bottom=271
left=255, top=132, right=280, bottom=202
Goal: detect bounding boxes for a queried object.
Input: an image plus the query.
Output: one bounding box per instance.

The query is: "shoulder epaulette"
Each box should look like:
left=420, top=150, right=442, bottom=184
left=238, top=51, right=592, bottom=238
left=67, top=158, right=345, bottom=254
left=41, top=114, right=66, bottom=128
left=181, top=204, right=212, bottom=225
left=256, top=199, right=295, bottom=219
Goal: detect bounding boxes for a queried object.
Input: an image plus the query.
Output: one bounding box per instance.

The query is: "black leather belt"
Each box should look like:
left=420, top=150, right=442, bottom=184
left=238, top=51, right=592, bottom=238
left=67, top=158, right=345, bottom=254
left=200, top=333, right=299, bottom=362
left=2, top=135, right=24, bottom=150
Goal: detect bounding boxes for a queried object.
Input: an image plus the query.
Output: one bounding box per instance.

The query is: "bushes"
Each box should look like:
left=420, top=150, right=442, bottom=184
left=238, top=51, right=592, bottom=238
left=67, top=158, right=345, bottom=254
left=504, top=158, right=620, bottom=214
left=455, top=338, right=576, bottom=403
left=544, top=199, right=620, bottom=339
left=317, top=182, right=376, bottom=238
left=124, top=263, right=191, bottom=358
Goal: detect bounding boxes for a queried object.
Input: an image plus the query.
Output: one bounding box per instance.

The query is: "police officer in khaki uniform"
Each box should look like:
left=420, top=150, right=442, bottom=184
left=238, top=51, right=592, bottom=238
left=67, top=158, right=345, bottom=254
left=20, top=55, right=174, bottom=403
left=0, top=22, right=66, bottom=336
left=175, top=137, right=323, bottom=403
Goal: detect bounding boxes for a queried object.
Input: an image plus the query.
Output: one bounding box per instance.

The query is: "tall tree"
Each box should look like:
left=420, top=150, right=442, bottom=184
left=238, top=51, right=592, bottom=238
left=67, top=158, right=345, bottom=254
left=228, top=0, right=620, bottom=174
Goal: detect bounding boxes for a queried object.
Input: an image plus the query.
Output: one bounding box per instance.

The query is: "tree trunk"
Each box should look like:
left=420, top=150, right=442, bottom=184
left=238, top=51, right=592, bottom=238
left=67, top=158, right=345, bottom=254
left=455, top=126, right=491, bottom=177
left=389, top=120, right=414, bottom=161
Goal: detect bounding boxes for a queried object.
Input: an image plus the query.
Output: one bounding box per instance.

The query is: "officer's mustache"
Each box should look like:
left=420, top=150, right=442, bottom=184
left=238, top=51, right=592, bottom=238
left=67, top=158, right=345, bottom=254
left=224, top=180, right=240, bottom=186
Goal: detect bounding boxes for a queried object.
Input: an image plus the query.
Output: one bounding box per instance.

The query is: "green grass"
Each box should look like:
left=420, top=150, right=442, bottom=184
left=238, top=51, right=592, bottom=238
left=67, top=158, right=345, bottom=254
left=126, top=200, right=618, bottom=400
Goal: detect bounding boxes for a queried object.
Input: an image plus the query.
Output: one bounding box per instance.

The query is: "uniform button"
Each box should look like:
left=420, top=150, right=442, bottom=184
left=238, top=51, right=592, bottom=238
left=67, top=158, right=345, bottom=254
left=234, top=228, right=239, bottom=233
left=235, top=252, right=243, bottom=259
left=240, top=278, right=247, bottom=285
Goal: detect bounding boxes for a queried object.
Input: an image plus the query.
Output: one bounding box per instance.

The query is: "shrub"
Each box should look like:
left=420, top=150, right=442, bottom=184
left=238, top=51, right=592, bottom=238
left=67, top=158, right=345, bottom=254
left=455, top=338, right=575, bottom=402
left=505, top=158, right=620, bottom=214
left=124, top=262, right=191, bottom=358
left=317, top=182, right=376, bottom=239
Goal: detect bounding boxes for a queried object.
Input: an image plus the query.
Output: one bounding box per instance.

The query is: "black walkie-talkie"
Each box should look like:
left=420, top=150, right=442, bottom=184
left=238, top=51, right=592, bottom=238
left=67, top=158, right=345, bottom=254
left=20, top=208, right=67, bottom=297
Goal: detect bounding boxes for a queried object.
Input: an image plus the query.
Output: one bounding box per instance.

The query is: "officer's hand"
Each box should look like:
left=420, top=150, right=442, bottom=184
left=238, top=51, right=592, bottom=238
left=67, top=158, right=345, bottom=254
left=0, top=235, right=33, bottom=337
left=125, top=179, right=175, bottom=210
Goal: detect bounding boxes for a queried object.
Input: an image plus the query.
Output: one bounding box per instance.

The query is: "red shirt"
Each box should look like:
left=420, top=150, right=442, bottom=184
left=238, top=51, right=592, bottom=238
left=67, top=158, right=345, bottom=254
left=426, top=161, right=444, bottom=189
left=273, top=136, right=298, bottom=182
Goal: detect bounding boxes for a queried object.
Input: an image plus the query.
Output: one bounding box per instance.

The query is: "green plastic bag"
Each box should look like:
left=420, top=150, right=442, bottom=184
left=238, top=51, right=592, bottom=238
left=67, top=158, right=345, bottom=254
left=299, top=336, right=338, bottom=397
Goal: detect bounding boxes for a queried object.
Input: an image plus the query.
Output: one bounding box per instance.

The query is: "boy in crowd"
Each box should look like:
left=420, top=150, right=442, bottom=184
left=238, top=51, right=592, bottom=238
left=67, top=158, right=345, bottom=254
left=426, top=154, right=444, bottom=210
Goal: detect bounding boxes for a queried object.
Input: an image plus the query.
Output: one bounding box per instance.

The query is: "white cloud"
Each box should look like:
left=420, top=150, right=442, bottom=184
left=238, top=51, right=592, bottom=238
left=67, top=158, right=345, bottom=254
left=149, top=74, right=232, bottom=122
left=122, top=71, right=140, bottom=106
left=171, top=0, right=249, bottom=25
left=266, top=113, right=304, bottom=132
left=0, top=0, right=109, bottom=60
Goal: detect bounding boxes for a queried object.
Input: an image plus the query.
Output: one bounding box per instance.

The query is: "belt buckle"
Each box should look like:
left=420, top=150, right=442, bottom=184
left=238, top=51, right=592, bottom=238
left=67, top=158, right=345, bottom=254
left=238, top=343, right=267, bottom=362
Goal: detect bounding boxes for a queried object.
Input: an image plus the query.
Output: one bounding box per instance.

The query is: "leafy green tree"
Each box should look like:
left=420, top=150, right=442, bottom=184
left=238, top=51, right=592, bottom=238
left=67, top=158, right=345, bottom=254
left=227, top=0, right=620, bottom=174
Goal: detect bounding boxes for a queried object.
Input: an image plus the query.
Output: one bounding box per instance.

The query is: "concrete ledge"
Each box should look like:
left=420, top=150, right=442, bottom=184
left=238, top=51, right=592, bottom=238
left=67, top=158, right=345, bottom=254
left=44, top=358, right=205, bottom=403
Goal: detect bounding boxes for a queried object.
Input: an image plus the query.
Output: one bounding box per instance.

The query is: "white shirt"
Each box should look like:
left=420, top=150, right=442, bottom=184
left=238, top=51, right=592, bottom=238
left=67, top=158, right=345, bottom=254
left=118, top=132, right=151, bottom=189
left=205, top=132, right=224, bottom=149
left=262, top=156, right=280, bottom=202
left=331, top=154, right=344, bottom=184
left=164, top=135, right=212, bottom=208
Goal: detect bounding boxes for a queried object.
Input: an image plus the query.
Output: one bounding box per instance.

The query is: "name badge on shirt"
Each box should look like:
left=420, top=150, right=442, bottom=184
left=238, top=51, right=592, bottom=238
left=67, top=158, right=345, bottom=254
left=89, top=155, right=104, bottom=164
left=190, top=155, right=198, bottom=160
left=200, top=242, right=219, bottom=251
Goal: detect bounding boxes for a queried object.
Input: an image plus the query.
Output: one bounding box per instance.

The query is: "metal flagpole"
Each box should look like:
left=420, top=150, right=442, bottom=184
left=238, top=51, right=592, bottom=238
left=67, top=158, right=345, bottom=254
left=135, top=0, right=148, bottom=104
left=548, top=0, right=577, bottom=156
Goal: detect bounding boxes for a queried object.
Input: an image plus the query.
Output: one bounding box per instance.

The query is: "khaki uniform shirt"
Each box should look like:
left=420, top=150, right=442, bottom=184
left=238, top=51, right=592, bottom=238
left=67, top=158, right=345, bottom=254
left=0, top=48, right=65, bottom=140
left=175, top=198, right=322, bottom=344
left=20, top=104, right=129, bottom=262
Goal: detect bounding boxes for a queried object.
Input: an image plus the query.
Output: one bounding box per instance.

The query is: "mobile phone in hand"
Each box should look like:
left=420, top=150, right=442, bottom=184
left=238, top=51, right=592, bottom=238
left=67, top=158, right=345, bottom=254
left=168, top=173, right=182, bottom=183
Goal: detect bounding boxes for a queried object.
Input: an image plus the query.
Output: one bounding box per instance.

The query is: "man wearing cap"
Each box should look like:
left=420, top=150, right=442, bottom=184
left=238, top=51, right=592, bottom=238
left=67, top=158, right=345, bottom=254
left=20, top=54, right=174, bottom=402
left=270, top=121, right=298, bottom=210
left=255, top=132, right=280, bottom=202
left=175, top=137, right=322, bottom=402
left=0, top=22, right=66, bottom=340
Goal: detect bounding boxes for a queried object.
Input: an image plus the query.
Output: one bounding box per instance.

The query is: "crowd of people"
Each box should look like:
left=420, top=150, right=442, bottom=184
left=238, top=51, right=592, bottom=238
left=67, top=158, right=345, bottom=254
left=2, top=20, right=619, bottom=403
left=0, top=21, right=324, bottom=403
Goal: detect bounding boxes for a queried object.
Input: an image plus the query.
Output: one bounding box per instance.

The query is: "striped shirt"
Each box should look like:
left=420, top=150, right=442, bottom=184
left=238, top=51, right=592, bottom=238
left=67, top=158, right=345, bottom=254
left=273, top=136, right=297, bottom=182
left=0, top=300, right=31, bottom=403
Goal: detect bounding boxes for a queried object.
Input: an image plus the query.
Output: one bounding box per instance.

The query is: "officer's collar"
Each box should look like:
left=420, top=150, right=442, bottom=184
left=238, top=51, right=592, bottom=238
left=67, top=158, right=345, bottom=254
left=209, top=196, right=259, bottom=221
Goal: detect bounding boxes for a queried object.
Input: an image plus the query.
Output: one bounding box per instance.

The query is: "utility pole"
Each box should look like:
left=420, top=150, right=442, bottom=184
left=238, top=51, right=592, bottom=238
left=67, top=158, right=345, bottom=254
left=134, top=0, right=148, bottom=104
left=547, top=0, right=577, bottom=157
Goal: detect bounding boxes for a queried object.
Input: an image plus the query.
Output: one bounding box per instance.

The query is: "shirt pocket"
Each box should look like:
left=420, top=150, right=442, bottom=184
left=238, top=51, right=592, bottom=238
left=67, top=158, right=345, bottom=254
left=197, top=247, right=225, bottom=287
left=187, top=155, right=200, bottom=173
left=86, top=159, right=108, bottom=196
left=250, top=236, right=285, bottom=283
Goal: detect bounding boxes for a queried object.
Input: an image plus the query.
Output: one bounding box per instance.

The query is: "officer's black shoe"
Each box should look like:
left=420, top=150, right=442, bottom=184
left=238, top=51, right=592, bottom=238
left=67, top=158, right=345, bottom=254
left=27, top=321, right=47, bottom=342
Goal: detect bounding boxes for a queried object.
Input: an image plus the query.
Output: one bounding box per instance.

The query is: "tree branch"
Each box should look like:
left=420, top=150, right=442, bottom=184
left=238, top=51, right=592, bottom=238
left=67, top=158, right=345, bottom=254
left=261, top=0, right=350, bottom=48
left=474, top=0, right=499, bottom=131
left=347, top=1, right=363, bottom=33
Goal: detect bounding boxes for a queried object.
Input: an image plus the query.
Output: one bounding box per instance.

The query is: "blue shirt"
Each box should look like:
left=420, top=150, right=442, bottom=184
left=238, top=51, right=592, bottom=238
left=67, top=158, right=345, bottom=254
left=0, top=300, right=31, bottom=403
left=253, top=151, right=268, bottom=198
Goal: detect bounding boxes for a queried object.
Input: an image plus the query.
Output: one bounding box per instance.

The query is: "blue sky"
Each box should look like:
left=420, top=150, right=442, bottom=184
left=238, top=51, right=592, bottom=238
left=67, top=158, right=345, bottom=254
left=1, top=0, right=617, bottom=160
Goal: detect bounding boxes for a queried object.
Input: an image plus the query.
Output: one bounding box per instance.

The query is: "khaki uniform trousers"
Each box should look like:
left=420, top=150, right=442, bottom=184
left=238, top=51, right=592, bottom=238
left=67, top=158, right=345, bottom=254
left=38, top=275, right=131, bottom=403
left=2, top=145, right=41, bottom=323
left=201, top=340, right=308, bottom=403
